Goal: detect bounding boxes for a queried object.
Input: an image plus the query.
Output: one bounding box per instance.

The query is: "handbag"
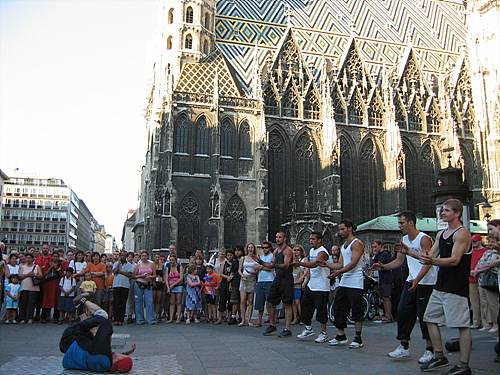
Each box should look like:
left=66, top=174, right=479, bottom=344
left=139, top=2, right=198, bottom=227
left=45, top=267, right=61, bottom=282
left=480, top=270, right=498, bottom=292
left=31, top=265, right=43, bottom=286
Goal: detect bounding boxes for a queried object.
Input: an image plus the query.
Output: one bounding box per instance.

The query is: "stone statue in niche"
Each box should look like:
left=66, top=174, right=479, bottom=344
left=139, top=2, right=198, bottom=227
left=163, top=189, right=171, bottom=216
left=210, top=186, right=220, bottom=218
left=397, top=152, right=404, bottom=180
left=261, top=178, right=268, bottom=207
left=154, top=189, right=163, bottom=215
left=259, top=142, right=267, bottom=169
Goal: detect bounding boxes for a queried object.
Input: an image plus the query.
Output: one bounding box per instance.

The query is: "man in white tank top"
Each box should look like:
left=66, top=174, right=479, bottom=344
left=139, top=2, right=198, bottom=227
left=295, top=232, right=330, bottom=343
left=373, top=211, right=436, bottom=364
left=328, top=220, right=366, bottom=349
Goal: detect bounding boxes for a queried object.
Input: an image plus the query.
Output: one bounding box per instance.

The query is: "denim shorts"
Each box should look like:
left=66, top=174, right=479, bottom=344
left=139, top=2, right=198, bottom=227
left=170, top=285, right=183, bottom=294
left=293, top=288, right=302, bottom=301
left=254, top=281, right=273, bottom=311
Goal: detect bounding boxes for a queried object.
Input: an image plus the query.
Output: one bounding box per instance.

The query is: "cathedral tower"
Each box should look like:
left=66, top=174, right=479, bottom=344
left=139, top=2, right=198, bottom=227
left=162, top=0, right=216, bottom=84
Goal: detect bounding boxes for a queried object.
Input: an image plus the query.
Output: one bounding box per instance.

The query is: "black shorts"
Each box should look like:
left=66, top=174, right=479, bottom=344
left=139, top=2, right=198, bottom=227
left=301, top=287, right=329, bottom=324
left=333, top=286, right=365, bottom=329
left=378, top=283, right=393, bottom=298
left=267, top=273, right=293, bottom=306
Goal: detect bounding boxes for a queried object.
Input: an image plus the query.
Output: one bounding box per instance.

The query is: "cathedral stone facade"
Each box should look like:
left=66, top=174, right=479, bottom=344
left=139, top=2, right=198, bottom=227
left=134, top=0, right=500, bottom=257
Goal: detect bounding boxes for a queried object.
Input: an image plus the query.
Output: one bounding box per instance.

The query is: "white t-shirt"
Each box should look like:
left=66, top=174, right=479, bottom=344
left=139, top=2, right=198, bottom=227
left=402, top=232, right=437, bottom=285
left=339, top=239, right=364, bottom=289
left=5, top=264, right=19, bottom=284
left=307, top=246, right=331, bottom=292
left=59, top=276, right=76, bottom=297
left=257, top=253, right=274, bottom=282
left=69, top=260, right=87, bottom=277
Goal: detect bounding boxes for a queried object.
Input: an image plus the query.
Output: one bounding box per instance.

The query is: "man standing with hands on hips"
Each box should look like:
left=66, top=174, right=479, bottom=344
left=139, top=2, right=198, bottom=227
left=419, top=199, right=472, bottom=375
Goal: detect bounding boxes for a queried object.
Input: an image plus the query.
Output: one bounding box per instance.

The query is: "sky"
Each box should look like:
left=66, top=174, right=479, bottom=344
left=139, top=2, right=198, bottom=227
left=0, top=0, right=162, bottom=244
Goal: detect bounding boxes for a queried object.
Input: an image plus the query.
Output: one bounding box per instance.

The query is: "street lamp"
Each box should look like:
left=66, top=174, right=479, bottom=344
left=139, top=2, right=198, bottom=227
left=482, top=199, right=492, bottom=222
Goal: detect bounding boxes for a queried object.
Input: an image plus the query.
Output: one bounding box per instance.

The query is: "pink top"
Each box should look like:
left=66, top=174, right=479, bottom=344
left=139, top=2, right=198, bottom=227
left=167, top=270, right=181, bottom=286
left=134, top=261, right=154, bottom=283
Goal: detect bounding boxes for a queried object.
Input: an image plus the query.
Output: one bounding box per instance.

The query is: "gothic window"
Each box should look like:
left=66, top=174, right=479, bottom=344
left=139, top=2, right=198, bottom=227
left=348, top=90, right=364, bottom=125
left=293, top=131, right=319, bottom=212
left=282, top=86, right=299, bottom=118
left=167, top=36, right=172, bottom=50
left=177, top=192, right=200, bottom=258
left=333, top=89, right=346, bottom=123
left=462, top=104, right=475, bottom=138
left=203, top=40, right=209, bottom=55
left=403, top=142, right=418, bottom=212
left=418, top=144, right=438, bottom=217
left=408, top=99, right=424, bottom=132
left=204, top=12, right=210, bottom=29
left=184, top=34, right=193, bottom=49
left=369, top=95, right=383, bottom=127
left=268, top=128, right=288, bottom=238
left=427, top=100, right=441, bottom=133
left=340, top=137, right=355, bottom=221
left=194, top=116, right=210, bottom=174
left=168, top=8, right=174, bottom=24
left=220, top=119, right=236, bottom=176
left=304, top=90, right=320, bottom=120
left=173, top=115, right=191, bottom=173
left=238, top=122, right=252, bottom=176
left=264, top=86, right=278, bottom=115
left=395, top=95, right=407, bottom=130
left=185, top=6, right=193, bottom=23
left=224, top=195, right=247, bottom=249
left=358, top=139, right=381, bottom=223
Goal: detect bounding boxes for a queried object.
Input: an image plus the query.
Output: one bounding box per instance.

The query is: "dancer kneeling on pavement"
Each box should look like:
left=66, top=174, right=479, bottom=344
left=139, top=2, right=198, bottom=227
left=59, top=293, right=135, bottom=373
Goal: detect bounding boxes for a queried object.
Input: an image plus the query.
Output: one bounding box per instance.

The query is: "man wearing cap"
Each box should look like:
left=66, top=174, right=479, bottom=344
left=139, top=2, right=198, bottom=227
left=469, top=234, right=486, bottom=329
left=60, top=294, right=134, bottom=373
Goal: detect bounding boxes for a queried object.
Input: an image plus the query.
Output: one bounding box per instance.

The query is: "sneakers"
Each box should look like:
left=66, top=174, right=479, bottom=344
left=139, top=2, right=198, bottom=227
left=388, top=344, right=410, bottom=359
left=278, top=329, right=292, bottom=338
left=488, top=325, right=498, bottom=333
left=446, top=365, right=471, bottom=375
left=263, top=325, right=277, bottom=336
left=314, top=332, right=329, bottom=343
left=297, top=326, right=315, bottom=339
left=328, top=335, right=348, bottom=346
left=349, top=336, right=364, bottom=349
left=186, top=319, right=191, bottom=324
left=194, top=318, right=200, bottom=324
left=420, top=356, right=449, bottom=372
left=418, top=350, right=434, bottom=365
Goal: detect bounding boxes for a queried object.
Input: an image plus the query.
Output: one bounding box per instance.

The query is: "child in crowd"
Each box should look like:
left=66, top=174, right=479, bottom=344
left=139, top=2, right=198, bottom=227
left=80, top=272, right=97, bottom=302
left=185, top=265, right=202, bottom=324
left=5, top=274, right=21, bottom=324
left=58, top=267, right=76, bottom=323
left=103, top=263, right=114, bottom=319
left=292, top=245, right=306, bottom=325
left=202, top=265, right=221, bottom=323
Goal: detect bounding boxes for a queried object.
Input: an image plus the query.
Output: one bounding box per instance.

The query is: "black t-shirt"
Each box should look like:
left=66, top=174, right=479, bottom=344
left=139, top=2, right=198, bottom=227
left=230, top=259, right=241, bottom=287
left=373, top=250, right=394, bottom=284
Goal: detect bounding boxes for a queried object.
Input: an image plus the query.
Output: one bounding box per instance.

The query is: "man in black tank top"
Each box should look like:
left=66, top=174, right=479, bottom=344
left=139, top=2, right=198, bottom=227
left=419, top=199, right=472, bottom=375
left=254, top=231, right=294, bottom=337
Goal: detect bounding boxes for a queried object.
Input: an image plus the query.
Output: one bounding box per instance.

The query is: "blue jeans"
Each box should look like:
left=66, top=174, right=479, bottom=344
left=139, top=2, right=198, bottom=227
left=134, top=284, right=156, bottom=324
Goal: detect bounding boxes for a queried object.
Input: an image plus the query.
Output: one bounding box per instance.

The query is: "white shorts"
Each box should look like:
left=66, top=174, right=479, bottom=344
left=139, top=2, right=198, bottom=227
left=423, top=290, right=470, bottom=328
left=93, top=308, right=109, bottom=319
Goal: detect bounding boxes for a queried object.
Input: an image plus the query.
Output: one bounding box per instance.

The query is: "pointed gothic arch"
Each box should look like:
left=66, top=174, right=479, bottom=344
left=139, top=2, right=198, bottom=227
left=293, top=130, right=320, bottom=212
left=282, top=84, right=299, bottom=118
left=268, top=126, right=289, bottom=238
left=304, top=88, right=320, bottom=120
left=185, top=6, right=194, bottom=23
left=238, top=121, right=252, bottom=176
left=368, top=92, right=384, bottom=127
left=340, top=135, right=355, bottom=220
left=173, top=114, right=191, bottom=173
left=408, top=98, right=424, bottom=131
left=417, top=143, right=439, bottom=217
left=358, top=138, right=383, bottom=223
left=333, top=86, right=346, bottom=123
left=462, top=103, right=475, bottom=137
left=402, top=140, right=418, bottom=212
left=264, top=85, right=279, bottom=115
left=395, top=94, right=407, bottom=130
left=204, top=12, right=211, bottom=29
left=348, top=89, right=365, bottom=125
left=184, top=34, right=193, bottom=49
left=177, top=192, right=200, bottom=257
left=168, top=8, right=174, bottom=24
left=220, top=118, right=236, bottom=176
left=224, top=195, right=247, bottom=249
left=167, top=36, right=172, bottom=50
left=427, top=98, right=441, bottom=133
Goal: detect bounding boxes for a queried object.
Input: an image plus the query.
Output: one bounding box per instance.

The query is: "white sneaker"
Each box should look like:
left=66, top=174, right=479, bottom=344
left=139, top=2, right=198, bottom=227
left=418, top=350, right=434, bottom=364
left=388, top=344, right=410, bottom=359
left=488, top=326, right=498, bottom=333
left=479, top=326, right=490, bottom=331
left=297, top=326, right=315, bottom=339
left=186, top=319, right=191, bottom=324
left=349, top=338, right=364, bottom=349
left=328, top=336, right=348, bottom=346
left=194, top=318, right=200, bottom=324
left=314, top=332, right=329, bottom=343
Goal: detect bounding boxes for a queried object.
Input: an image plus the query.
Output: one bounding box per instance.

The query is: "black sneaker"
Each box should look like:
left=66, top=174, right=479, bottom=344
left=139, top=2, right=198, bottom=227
left=278, top=329, right=292, bottom=338
left=420, top=356, right=449, bottom=372
left=446, top=365, right=471, bottom=375
left=228, top=317, right=237, bottom=325
left=263, top=325, right=277, bottom=336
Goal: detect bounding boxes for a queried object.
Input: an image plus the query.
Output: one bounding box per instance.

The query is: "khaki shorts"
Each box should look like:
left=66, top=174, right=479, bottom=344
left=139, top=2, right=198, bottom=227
left=239, top=277, right=256, bottom=293
left=423, top=290, right=470, bottom=328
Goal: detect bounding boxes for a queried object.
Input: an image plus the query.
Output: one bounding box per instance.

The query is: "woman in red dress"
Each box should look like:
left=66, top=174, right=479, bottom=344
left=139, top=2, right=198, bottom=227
left=41, top=252, right=65, bottom=322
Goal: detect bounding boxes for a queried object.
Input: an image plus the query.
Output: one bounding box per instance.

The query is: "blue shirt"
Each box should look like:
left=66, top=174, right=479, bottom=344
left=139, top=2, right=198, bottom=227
left=62, top=341, right=111, bottom=372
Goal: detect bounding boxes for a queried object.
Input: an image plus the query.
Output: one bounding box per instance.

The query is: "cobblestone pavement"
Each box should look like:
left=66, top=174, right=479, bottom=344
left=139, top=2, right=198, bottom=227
left=0, top=321, right=498, bottom=375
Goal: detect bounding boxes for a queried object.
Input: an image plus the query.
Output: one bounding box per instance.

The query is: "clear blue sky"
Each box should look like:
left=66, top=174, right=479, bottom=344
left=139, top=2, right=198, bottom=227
left=0, top=0, right=161, bottom=244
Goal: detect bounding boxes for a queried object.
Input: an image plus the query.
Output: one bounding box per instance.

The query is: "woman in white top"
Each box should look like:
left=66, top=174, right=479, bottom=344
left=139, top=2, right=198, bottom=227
left=18, top=253, right=42, bottom=324
left=238, top=243, right=259, bottom=326
left=70, top=251, right=87, bottom=295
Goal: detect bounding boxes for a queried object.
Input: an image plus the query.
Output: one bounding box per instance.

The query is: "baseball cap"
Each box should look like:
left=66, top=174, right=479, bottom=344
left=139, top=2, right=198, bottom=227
left=111, top=355, right=133, bottom=373
left=471, top=234, right=482, bottom=242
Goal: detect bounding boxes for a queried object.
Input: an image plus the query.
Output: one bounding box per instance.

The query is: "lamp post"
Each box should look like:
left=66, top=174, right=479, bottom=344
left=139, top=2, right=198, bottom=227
left=482, top=198, right=492, bottom=222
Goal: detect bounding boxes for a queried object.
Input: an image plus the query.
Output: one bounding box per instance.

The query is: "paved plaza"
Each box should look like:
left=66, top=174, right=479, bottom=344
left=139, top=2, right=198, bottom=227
left=0, top=320, right=498, bottom=375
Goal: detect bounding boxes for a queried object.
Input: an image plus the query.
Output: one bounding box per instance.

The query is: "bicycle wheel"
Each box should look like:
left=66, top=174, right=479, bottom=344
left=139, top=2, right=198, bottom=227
left=366, top=293, right=379, bottom=320
left=328, top=302, right=335, bottom=324
left=347, top=295, right=368, bottom=324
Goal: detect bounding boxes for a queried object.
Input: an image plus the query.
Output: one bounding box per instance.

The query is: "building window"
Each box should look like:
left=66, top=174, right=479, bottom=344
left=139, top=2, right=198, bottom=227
left=177, top=192, right=200, bottom=258
left=408, top=99, right=423, bottom=131
left=427, top=100, right=441, bottom=133
left=293, top=131, right=319, bottom=212
left=204, top=12, right=210, bottom=29
left=348, top=91, right=364, bottom=125
left=264, top=86, right=278, bottom=115
left=184, top=34, right=193, bottom=49
left=167, top=36, right=172, bottom=50
left=268, top=128, right=288, bottom=239
left=203, top=40, right=209, bottom=54
left=220, top=119, right=236, bottom=176
left=369, top=96, right=383, bottom=127
left=282, top=87, right=299, bottom=118
left=185, top=6, right=193, bottom=23
left=168, top=8, right=174, bottom=24
left=194, top=116, right=210, bottom=174
left=224, top=195, right=247, bottom=249
left=238, top=122, right=252, bottom=176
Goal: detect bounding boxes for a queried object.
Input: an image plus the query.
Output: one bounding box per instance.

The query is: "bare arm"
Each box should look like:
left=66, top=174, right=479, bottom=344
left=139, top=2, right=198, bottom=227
left=299, top=251, right=329, bottom=268
left=421, top=229, right=471, bottom=267
left=332, top=241, right=364, bottom=277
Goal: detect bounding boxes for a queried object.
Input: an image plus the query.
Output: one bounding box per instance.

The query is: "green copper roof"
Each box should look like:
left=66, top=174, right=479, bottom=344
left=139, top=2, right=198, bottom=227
left=357, top=216, right=487, bottom=234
